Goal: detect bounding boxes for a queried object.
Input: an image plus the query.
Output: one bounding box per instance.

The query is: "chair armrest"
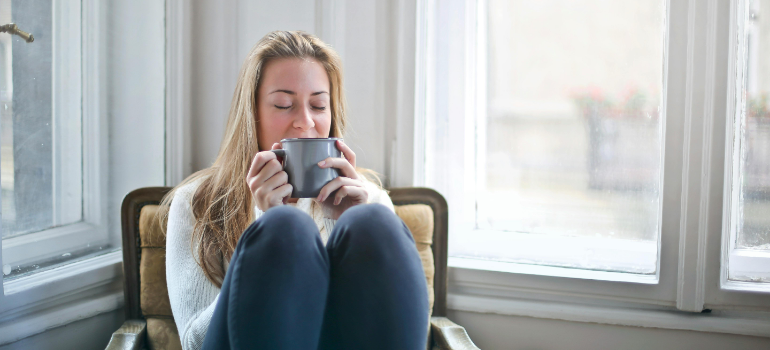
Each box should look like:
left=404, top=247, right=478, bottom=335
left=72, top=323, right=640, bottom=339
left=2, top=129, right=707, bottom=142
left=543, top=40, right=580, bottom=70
left=105, top=319, right=147, bottom=350
left=430, top=316, right=481, bottom=350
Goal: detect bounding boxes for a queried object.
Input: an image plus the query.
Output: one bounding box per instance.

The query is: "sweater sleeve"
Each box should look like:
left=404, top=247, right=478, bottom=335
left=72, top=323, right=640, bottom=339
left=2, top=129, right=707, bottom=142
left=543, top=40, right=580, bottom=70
left=166, top=181, right=222, bottom=350
left=365, top=180, right=395, bottom=212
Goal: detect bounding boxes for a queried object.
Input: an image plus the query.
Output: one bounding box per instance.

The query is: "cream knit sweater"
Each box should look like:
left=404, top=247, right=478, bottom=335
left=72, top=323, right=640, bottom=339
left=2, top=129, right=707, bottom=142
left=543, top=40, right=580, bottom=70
left=166, top=177, right=394, bottom=350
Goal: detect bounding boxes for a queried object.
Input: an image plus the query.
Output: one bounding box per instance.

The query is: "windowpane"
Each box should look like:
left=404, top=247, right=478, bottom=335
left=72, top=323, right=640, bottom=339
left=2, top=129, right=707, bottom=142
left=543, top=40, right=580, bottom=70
left=1, top=0, right=83, bottom=238
left=738, top=0, right=770, bottom=251
left=467, top=0, right=665, bottom=274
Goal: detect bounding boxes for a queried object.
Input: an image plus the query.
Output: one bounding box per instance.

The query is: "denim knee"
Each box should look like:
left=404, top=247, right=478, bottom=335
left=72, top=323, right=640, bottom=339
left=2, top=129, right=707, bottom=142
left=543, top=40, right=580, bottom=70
left=239, top=205, right=320, bottom=251
left=330, top=204, right=413, bottom=249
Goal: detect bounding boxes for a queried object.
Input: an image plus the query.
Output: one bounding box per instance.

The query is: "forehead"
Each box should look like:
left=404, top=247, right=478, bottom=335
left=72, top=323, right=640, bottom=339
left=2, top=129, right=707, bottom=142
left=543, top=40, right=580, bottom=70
left=259, top=57, right=329, bottom=93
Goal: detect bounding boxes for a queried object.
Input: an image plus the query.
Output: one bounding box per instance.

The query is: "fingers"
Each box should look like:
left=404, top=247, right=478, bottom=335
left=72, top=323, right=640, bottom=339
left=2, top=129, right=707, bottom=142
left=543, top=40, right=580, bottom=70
left=246, top=145, right=290, bottom=212
left=332, top=185, right=368, bottom=206
left=316, top=176, right=363, bottom=202
left=248, top=159, right=283, bottom=193
left=247, top=150, right=278, bottom=179
left=251, top=171, right=291, bottom=211
left=258, top=182, right=292, bottom=209
left=335, top=140, right=356, bottom=168
left=267, top=183, right=292, bottom=207
left=253, top=169, right=288, bottom=195
left=318, top=157, right=357, bottom=179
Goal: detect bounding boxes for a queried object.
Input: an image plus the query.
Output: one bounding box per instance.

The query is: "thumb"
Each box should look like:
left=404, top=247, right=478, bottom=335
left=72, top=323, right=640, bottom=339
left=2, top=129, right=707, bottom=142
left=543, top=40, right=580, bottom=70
left=271, top=142, right=282, bottom=150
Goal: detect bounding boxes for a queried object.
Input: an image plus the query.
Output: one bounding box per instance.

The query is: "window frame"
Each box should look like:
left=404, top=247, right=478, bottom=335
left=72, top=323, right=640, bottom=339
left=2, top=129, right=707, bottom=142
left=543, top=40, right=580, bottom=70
left=0, top=0, right=173, bottom=344
left=417, top=0, right=770, bottom=333
left=1, top=0, right=110, bottom=274
left=0, top=0, right=115, bottom=342
left=721, top=0, right=770, bottom=293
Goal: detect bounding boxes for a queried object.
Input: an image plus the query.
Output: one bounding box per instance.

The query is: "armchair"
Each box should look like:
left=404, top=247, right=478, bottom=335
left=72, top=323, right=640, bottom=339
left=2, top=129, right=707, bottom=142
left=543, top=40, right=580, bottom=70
left=105, top=187, right=479, bottom=350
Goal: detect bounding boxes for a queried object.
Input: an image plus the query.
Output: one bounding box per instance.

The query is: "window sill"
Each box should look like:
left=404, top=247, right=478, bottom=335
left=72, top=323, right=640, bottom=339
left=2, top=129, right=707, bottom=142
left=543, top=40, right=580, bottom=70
left=0, top=250, right=124, bottom=345
left=447, top=264, right=770, bottom=338
left=449, top=257, right=658, bottom=285
left=451, top=229, right=659, bottom=278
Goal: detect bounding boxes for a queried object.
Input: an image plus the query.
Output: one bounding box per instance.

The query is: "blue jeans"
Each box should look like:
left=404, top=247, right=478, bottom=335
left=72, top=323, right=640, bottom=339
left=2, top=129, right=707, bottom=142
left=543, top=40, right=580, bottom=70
left=201, top=204, right=429, bottom=350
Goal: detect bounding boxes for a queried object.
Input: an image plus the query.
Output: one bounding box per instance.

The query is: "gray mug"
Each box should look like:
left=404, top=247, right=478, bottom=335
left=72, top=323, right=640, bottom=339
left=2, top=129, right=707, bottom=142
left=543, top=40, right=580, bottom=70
left=271, top=138, right=342, bottom=198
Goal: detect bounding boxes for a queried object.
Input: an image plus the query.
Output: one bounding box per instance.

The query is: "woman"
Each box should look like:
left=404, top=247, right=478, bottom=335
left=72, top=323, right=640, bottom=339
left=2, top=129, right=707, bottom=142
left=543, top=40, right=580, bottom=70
left=160, top=31, right=429, bottom=350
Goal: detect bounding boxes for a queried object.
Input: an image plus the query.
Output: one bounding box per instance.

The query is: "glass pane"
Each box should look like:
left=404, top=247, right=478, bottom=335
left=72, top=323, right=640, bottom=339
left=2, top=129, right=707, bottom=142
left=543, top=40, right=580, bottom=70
left=473, top=0, right=665, bottom=273
left=0, top=0, right=82, bottom=237
left=738, top=0, right=770, bottom=250
left=0, top=0, right=83, bottom=238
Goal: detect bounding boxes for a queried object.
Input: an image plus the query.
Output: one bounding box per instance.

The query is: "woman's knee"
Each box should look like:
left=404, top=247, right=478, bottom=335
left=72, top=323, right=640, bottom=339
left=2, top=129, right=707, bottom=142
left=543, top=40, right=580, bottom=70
left=241, top=205, right=319, bottom=250
left=332, top=204, right=412, bottom=248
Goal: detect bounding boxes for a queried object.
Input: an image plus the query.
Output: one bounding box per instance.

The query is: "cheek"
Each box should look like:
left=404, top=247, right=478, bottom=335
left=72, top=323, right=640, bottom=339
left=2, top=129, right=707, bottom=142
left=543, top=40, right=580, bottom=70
left=257, top=111, right=288, bottom=148
left=317, top=112, right=333, bottom=135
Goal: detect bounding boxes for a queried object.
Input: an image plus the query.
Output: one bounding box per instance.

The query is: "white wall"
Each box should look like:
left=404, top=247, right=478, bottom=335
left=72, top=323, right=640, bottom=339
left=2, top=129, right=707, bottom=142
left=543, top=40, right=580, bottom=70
left=188, top=0, right=389, bottom=179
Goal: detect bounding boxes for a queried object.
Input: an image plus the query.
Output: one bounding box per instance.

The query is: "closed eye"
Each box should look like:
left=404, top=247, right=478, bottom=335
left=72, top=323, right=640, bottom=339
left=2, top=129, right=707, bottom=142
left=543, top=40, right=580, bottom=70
left=274, top=105, right=291, bottom=110
left=312, top=106, right=326, bottom=111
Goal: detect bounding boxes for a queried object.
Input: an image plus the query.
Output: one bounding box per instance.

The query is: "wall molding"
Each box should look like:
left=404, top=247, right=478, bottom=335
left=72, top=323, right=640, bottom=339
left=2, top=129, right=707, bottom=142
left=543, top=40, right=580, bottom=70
left=0, top=251, right=124, bottom=345
left=315, top=0, right=346, bottom=61
left=449, top=292, right=770, bottom=339
left=389, top=0, right=418, bottom=187
left=165, top=0, right=192, bottom=186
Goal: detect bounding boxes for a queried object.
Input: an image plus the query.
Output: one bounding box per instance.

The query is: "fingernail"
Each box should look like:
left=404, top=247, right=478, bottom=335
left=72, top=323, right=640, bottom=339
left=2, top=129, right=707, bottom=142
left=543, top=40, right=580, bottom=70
left=318, top=160, right=325, bottom=167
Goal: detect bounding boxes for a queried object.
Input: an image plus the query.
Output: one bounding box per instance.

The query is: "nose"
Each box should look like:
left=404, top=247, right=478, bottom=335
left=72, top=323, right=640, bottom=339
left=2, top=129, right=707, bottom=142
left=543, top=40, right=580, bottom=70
left=292, top=105, right=315, bottom=131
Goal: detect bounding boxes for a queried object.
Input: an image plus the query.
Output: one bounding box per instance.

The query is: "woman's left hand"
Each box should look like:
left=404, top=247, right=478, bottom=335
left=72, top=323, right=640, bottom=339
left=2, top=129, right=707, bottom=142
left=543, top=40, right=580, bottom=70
left=316, top=140, right=368, bottom=220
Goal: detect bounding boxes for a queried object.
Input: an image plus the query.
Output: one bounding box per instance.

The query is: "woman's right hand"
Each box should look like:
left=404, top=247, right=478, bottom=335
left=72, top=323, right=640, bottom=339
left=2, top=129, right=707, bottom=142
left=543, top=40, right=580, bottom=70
left=246, top=143, right=292, bottom=212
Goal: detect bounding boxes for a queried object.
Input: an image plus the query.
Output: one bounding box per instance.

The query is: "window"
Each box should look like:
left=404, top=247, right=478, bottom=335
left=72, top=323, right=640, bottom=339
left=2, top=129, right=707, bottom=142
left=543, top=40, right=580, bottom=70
left=724, top=0, right=770, bottom=287
left=424, top=0, right=666, bottom=283
left=1, top=0, right=166, bottom=282
left=0, top=0, right=166, bottom=343
left=420, top=0, right=770, bottom=319
left=0, top=0, right=104, bottom=278
left=475, top=0, right=663, bottom=277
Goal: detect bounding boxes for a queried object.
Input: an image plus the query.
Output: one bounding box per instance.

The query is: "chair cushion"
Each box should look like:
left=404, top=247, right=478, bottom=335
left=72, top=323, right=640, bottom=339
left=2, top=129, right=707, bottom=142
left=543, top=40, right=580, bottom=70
left=394, top=204, right=436, bottom=316
left=139, top=205, right=173, bottom=317
left=140, top=204, right=165, bottom=248
left=146, top=317, right=182, bottom=350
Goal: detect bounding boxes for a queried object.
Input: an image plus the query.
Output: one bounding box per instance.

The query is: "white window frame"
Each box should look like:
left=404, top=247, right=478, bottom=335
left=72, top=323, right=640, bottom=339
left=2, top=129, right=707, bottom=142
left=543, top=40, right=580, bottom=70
left=1, top=0, right=109, bottom=274
left=0, top=0, right=120, bottom=344
left=721, top=0, right=770, bottom=292
left=0, top=0, right=173, bottom=344
left=416, top=0, right=770, bottom=337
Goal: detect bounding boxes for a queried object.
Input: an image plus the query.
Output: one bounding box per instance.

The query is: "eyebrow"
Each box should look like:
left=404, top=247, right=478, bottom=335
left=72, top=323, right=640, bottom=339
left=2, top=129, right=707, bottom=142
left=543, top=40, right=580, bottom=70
left=269, top=89, right=329, bottom=96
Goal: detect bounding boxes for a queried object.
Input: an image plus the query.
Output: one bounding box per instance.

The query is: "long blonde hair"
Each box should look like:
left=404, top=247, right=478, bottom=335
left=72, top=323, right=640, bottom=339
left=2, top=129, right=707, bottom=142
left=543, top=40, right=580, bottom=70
left=158, top=31, right=348, bottom=288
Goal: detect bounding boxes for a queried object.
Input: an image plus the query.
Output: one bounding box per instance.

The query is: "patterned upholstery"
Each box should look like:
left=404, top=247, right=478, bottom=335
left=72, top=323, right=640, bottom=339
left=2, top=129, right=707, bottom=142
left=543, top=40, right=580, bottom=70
left=136, top=203, right=436, bottom=349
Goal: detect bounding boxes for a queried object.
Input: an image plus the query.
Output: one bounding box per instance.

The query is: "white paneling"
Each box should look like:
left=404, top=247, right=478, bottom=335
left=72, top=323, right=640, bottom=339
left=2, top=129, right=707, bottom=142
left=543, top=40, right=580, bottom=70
left=107, top=0, right=165, bottom=239
left=189, top=0, right=389, bottom=178
left=166, top=0, right=193, bottom=185
left=237, top=0, right=316, bottom=61
left=190, top=0, right=239, bottom=171
left=342, top=0, right=386, bottom=175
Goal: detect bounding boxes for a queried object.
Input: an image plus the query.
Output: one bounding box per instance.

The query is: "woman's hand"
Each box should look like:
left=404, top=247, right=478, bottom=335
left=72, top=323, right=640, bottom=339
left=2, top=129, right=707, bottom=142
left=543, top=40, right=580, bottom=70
left=246, top=143, right=292, bottom=212
left=316, top=140, right=368, bottom=220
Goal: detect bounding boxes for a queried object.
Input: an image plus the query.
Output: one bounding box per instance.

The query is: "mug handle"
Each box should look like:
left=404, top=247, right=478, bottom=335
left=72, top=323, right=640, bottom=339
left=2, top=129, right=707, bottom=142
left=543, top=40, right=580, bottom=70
left=271, top=149, right=286, bottom=162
